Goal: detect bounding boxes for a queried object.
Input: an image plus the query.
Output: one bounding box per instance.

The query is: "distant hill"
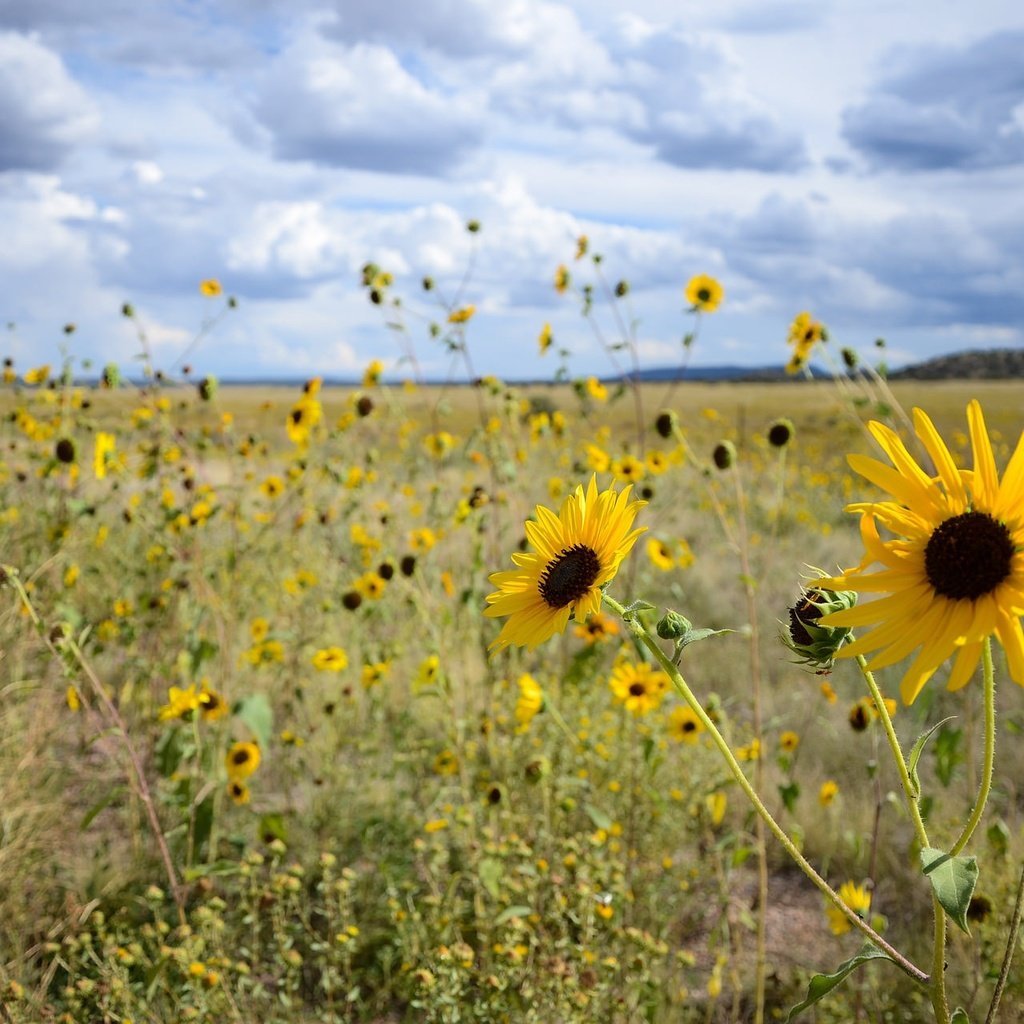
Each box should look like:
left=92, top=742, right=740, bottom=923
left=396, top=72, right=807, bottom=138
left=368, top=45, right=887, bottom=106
left=888, top=348, right=1024, bottom=380
left=626, top=347, right=1024, bottom=383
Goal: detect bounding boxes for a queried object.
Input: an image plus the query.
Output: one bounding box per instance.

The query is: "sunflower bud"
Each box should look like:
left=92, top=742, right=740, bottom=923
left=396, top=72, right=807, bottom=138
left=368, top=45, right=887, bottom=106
left=712, top=441, right=735, bottom=470
left=655, top=411, right=676, bottom=439
left=766, top=418, right=794, bottom=448
left=783, top=583, right=856, bottom=669
left=656, top=610, right=693, bottom=640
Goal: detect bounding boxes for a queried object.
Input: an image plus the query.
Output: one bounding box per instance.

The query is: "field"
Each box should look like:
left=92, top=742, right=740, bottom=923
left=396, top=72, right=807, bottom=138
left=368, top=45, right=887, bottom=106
left=1, top=370, right=1023, bottom=1023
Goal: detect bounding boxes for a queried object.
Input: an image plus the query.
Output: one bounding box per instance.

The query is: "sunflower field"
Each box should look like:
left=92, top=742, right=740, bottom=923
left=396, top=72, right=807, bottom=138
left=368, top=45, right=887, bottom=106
left=2, top=247, right=1024, bottom=1024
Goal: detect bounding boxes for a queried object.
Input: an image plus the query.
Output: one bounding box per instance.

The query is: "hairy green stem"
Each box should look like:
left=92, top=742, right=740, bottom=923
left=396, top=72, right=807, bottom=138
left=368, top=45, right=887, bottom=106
left=985, top=861, right=1024, bottom=1024
left=951, top=639, right=996, bottom=856
left=602, top=593, right=929, bottom=985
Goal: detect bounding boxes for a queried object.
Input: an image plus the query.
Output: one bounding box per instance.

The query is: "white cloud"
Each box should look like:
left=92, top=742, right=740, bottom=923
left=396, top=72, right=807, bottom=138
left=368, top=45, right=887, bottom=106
left=0, top=31, right=98, bottom=170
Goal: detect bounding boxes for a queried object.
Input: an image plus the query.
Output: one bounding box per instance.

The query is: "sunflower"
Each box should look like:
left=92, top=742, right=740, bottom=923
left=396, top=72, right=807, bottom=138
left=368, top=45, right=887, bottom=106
left=610, top=661, right=669, bottom=715
left=485, top=477, right=646, bottom=651
left=819, top=401, right=1024, bottom=704
left=684, top=274, right=723, bottom=313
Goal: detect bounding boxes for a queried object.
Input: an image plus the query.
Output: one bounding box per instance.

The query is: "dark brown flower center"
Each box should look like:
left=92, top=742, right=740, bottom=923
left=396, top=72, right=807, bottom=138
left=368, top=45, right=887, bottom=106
left=924, top=511, right=1014, bottom=601
left=681, top=720, right=696, bottom=733
left=538, top=544, right=601, bottom=608
left=697, top=287, right=711, bottom=303
left=628, top=682, right=646, bottom=697
left=788, top=595, right=823, bottom=646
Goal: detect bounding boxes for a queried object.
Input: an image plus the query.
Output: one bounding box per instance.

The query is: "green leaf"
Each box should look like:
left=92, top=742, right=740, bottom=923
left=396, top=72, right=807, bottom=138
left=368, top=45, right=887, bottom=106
left=785, top=945, right=897, bottom=1021
left=479, top=857, right=503, bottom=899
left=778, top=781, right=800, bottom=814
left=676, top=627, right=733, bottom=650
left=585, top=803, right=612, bottom=831
left=907, top=717, right=956, bottom=798
left=950, top=1009, right=970, bottom=1024
left=987, top=818, right=1010, bottom=857
left=193, top=793, right=214, bottom=860
left=921, top=847, right=979, bottom=934
left=80, top=787, right=124, bottom=830
left=621, top=599, right=656, bottom=620
left=494, top=905, right=532, bottom=926
left=234, top=693, right=273, bottom=750
left=259, top=813, right=287, bottom=845
left=933, top=724, right=964, bottom=788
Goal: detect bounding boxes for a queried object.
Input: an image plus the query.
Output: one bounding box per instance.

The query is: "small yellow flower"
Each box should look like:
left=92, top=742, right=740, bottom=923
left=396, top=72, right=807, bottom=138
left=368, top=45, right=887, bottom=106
left=646, top=538, right=675, bottom=572
left=538, top=322, right=553, bottom=354
left=667, top=706, right=704, bottom=744
left=826, top=881, right=871, bottom=935
left=260, top=475, right=285, bottom=499
left=609, top=662, right=669, bottom=716
left=705, top=791, right=727, bottom=826
left=23, top=364, right=51, bottom=385
left=737, top=738, right=761, bottom=761
left=228, top=780, right=250, bottom=805
left=432, top=750, right=459, bottom=775
left=819, top=780, right=839, bottom=806
left=410, top=527, right=437, bottom=553
left=312, top=646, right=348, bottom=672
left=250, top=617, right=270, bottom=642
left=779, top=730, right=800, bottom=753
left=424, top=818, right=448, bottom=833
left=584, top=376, right=608, bottom=402
left=684, top=274, right=723, bottom=313
left=554, top=264, right=570, bottom=293
left=361, top=660, right=392, bottom=689
left=415, top=654, right=441, bottom=691
left=226, top=741, right=261, bottom=781
left=515, top=673, right=544, bottom=729
left=94, top=432, right=116, bottom=480
left=353, top=572, right=386, bottom=600
left=447, top=305, right=476, bottom=324
left=159, top=685, right=201, bottom=721
left=199, top=278, right=223, bottom=297
left=362, top=359, right=384, bottom=387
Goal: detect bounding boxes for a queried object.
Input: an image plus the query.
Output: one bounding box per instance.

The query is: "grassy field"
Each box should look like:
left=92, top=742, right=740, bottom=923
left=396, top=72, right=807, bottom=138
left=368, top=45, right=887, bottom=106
left=1, top=372, right=1022, bottom=1023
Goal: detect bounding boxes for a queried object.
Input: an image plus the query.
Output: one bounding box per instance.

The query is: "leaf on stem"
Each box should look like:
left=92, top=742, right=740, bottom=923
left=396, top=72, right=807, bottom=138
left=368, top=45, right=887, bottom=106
left=921, top=847, right=979, bottom=934
left=785, top=945, right=898, bottom=1021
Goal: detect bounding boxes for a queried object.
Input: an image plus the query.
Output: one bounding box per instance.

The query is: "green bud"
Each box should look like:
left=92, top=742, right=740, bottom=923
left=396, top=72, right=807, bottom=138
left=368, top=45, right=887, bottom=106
left=656, top=610, right=693, bottom=639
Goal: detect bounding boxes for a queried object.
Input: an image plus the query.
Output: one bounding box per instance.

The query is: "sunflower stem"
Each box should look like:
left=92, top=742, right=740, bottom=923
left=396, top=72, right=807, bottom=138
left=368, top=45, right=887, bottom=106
left=854, top=655, right=930, bottom=850
left=602, top=592, right=930, bottom=986
left=951, top=637, right=996, bottom=857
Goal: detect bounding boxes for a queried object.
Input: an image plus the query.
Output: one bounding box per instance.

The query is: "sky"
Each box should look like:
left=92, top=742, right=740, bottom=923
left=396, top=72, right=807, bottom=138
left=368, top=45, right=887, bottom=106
left=1, top=0, right=1023, bottom=383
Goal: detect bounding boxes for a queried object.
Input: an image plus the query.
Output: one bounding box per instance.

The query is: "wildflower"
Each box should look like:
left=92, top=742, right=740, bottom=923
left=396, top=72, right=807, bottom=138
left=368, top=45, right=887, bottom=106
left=609, top=661, right=669, bottom=716
left=820, top=680, right=837, bottom=704
left=706, top=791, right=727, bottom=826
left=286, top=395, right=322, bottom=446
left=826, top=881, right=872, bottom=936
left=66, top=685, right=81, bottom=711
left=574, top=612, right=619, bottom=643
left=554, top=264, right=570, bottom=293
left=94, top=432, right=116, bottom=479
left=584, top=377, right=608, bottom=402
left=250, top=617, right=270, bottom=642
left=785, top=311, right=826, bottom=374
left=416, top=654, right=441, bottom=690
left=538, top=323, right=553, bottom=355
left=226, top=741, right=261, bottom=781
left=819, top=780, right=839, bottom=806
left=779, top=730, right=800, bottom=753
left=667, top=706, right=704, bottom=744
left=410, top=527, right=437, bottom=553
left=424, top=818, right=448, bottom=833
left=159, top=685, right=201, bottom=721
left=819, top=401, right=1024, bottom=704
left=353, top=572, right=386, bottom=600
left=198, top=686, right=227, bottom=721
left=685, top=274, right=723, bottom=313
left=515, top=673, right=544, bottom=729
left=24, top=364, right=50, bottom=385
left=575, top=235, right=588, bottom=260
left=363, top=359, right=384, bottom=387
left=260, top=476, right=285, bottom=499
left=646, top=538, right=675, bottom=572
left=611, top=454, right=644, bottom=485
left=432, top=750, right=458, bottom=776
left=485, top=477, right=646, bottom=651
left=361, top=661, right=391, bottom=689
left=312, top=647, right=348, bottom=672
left=228, top=780, right=250, bottom=805
left=199, top=279, right=223, bottom=297
left=737, top=738, right=761, bottom=761
left=447, top=305, right=475, bottom=324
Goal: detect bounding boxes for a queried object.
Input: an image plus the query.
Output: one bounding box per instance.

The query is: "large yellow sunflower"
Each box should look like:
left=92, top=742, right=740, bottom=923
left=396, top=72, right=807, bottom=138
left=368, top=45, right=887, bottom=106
left=819, top=400, right=1024, bottom=704
left=485, top=477, right=646, bottom=651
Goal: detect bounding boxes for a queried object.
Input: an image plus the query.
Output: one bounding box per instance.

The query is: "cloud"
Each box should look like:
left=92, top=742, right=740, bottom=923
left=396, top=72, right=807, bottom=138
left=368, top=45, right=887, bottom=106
left=842, top=31, right=1024, bottom=170
left=250, top=35, right=485, bottom=175
left=0, top=31, right=98, bottom=171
